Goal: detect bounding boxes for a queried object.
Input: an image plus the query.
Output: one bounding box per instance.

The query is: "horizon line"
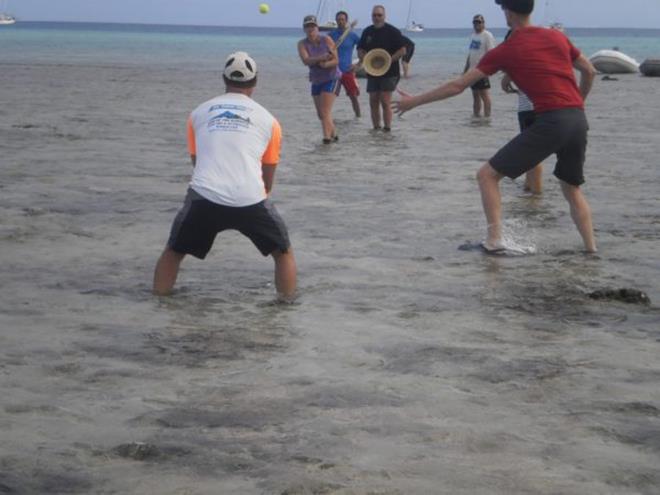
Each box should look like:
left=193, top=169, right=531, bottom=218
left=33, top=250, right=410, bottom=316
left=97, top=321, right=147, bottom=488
left=8, top=19, right=660, bottom=31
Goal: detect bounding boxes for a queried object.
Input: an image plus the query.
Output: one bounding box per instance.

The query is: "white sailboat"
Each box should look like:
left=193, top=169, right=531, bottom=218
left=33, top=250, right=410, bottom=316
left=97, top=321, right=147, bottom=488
left=0, top=0, right=16, bottom=25
left=543, top=0, right=563, bottom=31
left=315, top=0, right=345, bottom=32
left=0, top=0, right=15, bottom=25
left=404, top=0, right=423, bottom=32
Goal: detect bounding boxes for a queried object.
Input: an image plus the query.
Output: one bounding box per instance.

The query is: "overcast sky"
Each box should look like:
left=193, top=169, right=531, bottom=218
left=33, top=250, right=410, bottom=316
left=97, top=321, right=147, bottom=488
left=7, top=0, right=660, bottom=29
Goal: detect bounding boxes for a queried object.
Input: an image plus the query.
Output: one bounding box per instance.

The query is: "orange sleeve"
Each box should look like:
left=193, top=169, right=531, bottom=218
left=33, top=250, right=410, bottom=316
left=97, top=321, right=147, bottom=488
left=261, top=119, right=281, bottom=165
left=187, top=115, right=196, bottom=156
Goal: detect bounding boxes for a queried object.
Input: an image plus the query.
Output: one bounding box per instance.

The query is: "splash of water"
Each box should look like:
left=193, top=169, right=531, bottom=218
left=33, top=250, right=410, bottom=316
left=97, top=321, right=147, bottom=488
left=500, top=218, right=538, bottom=255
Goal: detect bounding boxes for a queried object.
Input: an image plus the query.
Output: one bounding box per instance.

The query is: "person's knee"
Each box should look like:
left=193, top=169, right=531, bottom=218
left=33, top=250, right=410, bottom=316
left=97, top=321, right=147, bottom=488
left=476, top=162, right=490, bottom=181
left=161, top=247, right=184, bottom=263
left=559, top=180, right=581, bottom=201
left=272, top=247, right=295, bottom=263
left=477, top=162, right=500, bottom=184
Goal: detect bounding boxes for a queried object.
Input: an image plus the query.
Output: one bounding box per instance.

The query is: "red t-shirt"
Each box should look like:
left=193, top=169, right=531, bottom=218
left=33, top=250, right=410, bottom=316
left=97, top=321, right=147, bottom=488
left=477, top=26, right=583, bottom=113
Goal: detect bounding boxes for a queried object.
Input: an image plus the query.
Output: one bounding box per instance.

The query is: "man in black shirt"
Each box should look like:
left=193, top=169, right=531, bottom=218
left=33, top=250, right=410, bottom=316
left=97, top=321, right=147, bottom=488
left=357, top=5, right=406, bottom=131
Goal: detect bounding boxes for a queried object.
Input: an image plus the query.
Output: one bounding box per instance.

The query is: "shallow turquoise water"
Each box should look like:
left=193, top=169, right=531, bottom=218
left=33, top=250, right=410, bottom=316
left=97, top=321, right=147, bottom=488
left=3, top=22, right=660, bottom=69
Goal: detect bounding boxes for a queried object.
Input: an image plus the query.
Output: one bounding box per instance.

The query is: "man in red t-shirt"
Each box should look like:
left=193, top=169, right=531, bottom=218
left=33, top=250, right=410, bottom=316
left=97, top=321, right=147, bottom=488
left=393, top=0, right=597, bottom=253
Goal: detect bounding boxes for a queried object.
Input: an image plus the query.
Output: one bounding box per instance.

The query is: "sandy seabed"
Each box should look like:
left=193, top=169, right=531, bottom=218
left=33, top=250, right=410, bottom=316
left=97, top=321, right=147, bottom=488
left=1, top=57, right=660, bottom=495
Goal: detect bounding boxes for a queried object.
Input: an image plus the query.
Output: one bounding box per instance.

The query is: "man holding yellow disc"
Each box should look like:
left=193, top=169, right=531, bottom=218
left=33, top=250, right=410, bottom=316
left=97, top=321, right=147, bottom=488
left=357, top=5, right=406, bottom=132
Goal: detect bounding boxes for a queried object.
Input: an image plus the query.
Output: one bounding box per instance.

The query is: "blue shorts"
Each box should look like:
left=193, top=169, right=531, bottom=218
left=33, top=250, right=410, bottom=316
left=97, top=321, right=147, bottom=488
left=311, top=79, right=339, bottom=96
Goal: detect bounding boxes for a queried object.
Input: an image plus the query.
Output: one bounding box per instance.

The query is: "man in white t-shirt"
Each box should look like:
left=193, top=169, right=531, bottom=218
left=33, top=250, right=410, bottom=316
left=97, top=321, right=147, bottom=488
left=153, top=51, right=297, bottom=300
left=464, top=14, right=496, bottom=119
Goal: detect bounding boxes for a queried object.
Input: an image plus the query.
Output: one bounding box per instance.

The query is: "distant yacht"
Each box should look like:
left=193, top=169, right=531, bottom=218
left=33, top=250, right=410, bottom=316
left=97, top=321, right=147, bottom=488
left=0, top=12, right=15, bottom=25
left=405, top=21, right=424, bottom=33
left=548, top=21, right=564, bottom=32
left=543, top=1, right=562, bottom=31
left=0, top=0, right=15, bottom=25
left=318, top=20, right=338, bottom=32
left=404, top=1, right=423, bottom=32
left=315, top=0, right=341, bottom=31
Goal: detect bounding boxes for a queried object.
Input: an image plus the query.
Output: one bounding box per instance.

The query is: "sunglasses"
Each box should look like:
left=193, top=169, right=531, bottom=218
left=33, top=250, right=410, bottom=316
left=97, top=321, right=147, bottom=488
left=372, top=13, right=384, bottom=17
left=473, top=20, right=483, bottom=24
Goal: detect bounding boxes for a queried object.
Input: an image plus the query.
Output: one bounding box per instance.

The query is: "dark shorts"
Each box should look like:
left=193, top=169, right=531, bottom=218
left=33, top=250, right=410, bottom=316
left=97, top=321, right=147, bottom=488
left=311, top=79, right=340, bottom=96
left=402, top=44, right=415, bottom=63
left=366, top=76, right=399, bottom=93
left=490, top=108, right=589, bottom=186
left=518, top=110, right=536, bottom=132
left=167, top=189, right=291, bottom=259
left=471, top=77, right=491, bottom=91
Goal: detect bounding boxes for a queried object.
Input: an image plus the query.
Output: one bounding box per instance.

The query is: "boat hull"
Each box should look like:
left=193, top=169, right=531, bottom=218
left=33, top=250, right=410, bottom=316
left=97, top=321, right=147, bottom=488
left=640, top=59, right=660, bottom=77
left=589, top=50, right=639, bottom=74
left=404, top=23, right=423, bottom=33
left=318, top=22, right=337, bottom=32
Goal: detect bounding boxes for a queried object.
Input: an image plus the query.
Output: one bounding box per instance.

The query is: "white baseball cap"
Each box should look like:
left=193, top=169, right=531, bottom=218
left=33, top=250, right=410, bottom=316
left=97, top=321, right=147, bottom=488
left=223, top=51, right=257, bottom=82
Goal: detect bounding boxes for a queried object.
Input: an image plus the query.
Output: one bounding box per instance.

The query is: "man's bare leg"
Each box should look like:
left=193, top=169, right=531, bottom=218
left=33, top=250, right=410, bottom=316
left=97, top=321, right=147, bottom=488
left=153, top=248, right=186, bottom=295
left=472, top=90, right=482, bottom=117
left=349, top=94, right=361, bottom=118
left=272, top=249, right=297, bottom=301
left=477, top=162, right=505, bottom=248
left=524, top=164, right=543, bottom=194
left=381, top=91, right=393, bottom=129
left=560, top=180, right=597, bottom=252
left=369, top=92, right=381, bottom=129
left=481, top=89, right=492, bottom=118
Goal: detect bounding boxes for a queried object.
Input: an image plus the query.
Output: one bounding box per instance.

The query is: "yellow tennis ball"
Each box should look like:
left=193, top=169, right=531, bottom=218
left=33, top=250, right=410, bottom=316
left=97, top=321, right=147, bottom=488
left=259, top=3, right=270, bottom=14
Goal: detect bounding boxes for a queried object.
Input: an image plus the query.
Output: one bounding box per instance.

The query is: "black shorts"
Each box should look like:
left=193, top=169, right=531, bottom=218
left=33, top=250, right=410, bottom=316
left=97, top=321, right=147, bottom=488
left=490, top=108, right=589, bottom=186
left=167, top=189, right=291, bottom=259
left=470, top=77, right=491, bottom=91
left=518, top=110, right=536, bottom=132
left=366, top=76, right=399, bottom=93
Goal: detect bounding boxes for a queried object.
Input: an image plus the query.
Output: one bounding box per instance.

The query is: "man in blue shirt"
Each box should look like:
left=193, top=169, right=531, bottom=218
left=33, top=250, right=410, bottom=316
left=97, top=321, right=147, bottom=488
left=329, top=10, right=361, bottom=117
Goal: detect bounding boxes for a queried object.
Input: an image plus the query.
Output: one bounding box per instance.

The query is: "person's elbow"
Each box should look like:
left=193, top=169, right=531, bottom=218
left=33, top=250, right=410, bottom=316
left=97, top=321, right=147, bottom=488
left=576, top=57, right=597, bottom=78
left=579, top=61, right=597, bottom=79
left=585, top=64, right=597, bottom=80
left=298, top=52, right=313, bottom=66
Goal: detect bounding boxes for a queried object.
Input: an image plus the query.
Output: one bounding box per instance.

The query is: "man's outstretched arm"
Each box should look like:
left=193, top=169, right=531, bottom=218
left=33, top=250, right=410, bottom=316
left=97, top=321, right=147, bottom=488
left=392, top=68, right=487, bottom=115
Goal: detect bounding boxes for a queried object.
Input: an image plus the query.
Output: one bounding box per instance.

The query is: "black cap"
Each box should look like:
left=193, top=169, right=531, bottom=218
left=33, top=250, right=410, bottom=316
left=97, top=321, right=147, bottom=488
left=495, top=0, right=534, bottom=15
